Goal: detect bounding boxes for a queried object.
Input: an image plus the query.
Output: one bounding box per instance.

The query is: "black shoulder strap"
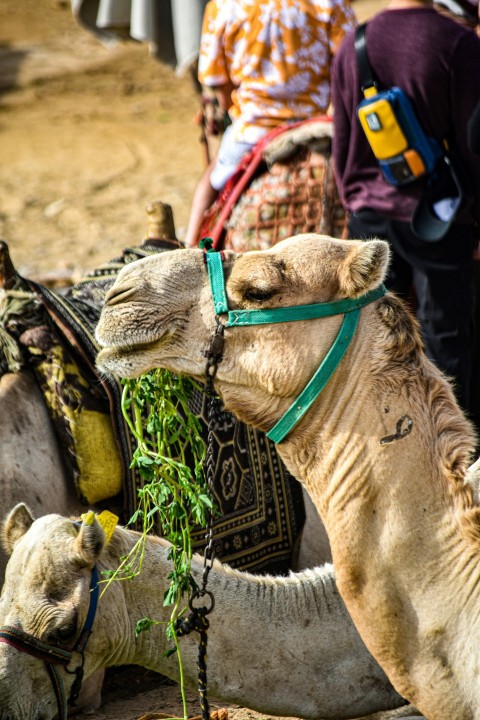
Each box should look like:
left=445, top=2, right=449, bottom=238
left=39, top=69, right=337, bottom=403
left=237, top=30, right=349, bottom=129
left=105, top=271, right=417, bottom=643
left=354, top=23, right=377, bottom=93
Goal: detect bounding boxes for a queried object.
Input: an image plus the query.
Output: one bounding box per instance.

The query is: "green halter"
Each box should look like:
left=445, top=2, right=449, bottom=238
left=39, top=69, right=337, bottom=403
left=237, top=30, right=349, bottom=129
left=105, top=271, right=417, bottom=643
left=200, top=239, right=386, bottom=444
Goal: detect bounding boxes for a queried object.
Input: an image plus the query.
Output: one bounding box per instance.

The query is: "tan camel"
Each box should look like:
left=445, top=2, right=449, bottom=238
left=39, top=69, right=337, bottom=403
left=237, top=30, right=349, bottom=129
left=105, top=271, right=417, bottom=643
left=0, top=371, right=87, bottom=579
left=95, top=234, right=480, bottom=720
left=0, top=504, right=410, bottom=720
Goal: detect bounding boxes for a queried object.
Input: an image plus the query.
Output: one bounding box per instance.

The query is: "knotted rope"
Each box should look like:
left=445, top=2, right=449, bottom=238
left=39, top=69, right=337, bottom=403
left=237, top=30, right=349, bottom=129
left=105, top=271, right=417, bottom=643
left=0, top=288, right=39, bottom=373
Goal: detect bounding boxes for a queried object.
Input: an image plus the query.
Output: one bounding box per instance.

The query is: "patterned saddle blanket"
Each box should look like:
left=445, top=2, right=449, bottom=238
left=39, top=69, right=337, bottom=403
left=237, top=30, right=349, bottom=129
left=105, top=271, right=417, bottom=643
left=198, top=116, right=346, bottom=251
left=1, top=240, right=305, bottom=575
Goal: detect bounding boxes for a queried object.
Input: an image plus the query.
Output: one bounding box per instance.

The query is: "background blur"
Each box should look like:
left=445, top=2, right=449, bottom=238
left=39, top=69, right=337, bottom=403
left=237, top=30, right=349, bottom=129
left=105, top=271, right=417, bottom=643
left=0, top=0, right=385, bottom=280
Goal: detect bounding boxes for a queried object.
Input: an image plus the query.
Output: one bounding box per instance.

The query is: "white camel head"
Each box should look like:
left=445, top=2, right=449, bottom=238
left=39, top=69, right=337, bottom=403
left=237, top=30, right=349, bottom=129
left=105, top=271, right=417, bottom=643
left=0, top=506, right=110, bottom=720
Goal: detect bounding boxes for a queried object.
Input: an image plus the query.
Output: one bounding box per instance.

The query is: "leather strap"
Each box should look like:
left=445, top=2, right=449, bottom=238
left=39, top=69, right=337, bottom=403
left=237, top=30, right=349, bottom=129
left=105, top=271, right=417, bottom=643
left=354, top=23, right=377, bottom=92
left=0, top=626, right=72, bottom=664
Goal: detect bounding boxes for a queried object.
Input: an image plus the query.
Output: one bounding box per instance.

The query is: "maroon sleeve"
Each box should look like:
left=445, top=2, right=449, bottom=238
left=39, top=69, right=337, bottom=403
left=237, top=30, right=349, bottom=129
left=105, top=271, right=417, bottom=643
left=331, top=43, right=353, bottom=206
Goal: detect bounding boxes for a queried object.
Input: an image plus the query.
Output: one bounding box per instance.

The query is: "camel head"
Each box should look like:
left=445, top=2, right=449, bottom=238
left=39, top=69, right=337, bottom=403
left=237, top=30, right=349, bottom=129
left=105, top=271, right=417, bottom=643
left=0, top=504, right=106, bottom=719
left=96, top=234, right=390, bottom=433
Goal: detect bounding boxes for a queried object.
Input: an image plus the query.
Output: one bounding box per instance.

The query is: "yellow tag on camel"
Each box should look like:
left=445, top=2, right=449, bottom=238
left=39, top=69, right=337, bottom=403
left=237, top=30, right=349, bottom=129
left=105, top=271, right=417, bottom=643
left=96, top=511, right=119, bottom=544
left=81, top=510, right=118, bottom=544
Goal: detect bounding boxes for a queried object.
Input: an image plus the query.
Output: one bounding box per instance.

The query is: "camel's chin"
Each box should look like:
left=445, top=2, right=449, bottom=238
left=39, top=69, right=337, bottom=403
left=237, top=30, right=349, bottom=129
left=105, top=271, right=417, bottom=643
left=96, top=347, right=157, bottom=379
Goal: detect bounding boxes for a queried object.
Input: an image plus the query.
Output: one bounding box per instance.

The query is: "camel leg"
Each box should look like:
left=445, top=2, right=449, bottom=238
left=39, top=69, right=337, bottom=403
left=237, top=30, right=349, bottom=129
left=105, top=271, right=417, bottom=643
left=69, top=668, right=105, bottom=715
left=0, top=372, right=86, bottom=581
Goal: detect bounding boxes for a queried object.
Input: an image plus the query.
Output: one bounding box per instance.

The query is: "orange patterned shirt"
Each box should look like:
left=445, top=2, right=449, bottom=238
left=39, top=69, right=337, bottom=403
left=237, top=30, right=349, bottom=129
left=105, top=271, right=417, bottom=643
left=198, top=0, right=356, bottom=143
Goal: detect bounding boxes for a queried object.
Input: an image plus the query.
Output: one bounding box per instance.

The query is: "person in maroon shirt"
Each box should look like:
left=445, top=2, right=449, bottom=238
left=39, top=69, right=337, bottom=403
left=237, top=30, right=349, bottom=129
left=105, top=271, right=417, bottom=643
left=332, top=0, right=480, bottom=416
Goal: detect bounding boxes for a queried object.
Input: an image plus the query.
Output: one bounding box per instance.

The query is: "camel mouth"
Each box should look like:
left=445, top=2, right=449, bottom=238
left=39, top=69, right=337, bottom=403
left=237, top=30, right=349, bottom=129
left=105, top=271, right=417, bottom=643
left=104, top=338, right=159, bottom=353
left=95, top=317, right=168, bottom=350
left=96, top=339, right=161, bottom=375
left=95, top=309, right=179, bottom=377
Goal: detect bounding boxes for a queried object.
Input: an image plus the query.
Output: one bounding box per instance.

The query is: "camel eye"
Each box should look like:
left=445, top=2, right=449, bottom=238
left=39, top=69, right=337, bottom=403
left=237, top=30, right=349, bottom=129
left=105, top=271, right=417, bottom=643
left=243, top=288, right=275, bottom=303
left=49, top=619, right=78, bottom=645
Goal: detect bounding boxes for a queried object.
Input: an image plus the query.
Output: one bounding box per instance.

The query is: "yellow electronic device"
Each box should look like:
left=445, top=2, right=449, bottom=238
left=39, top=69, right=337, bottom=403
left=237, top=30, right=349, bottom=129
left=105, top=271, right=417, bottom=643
left=355, top=24, right=443, bottom=187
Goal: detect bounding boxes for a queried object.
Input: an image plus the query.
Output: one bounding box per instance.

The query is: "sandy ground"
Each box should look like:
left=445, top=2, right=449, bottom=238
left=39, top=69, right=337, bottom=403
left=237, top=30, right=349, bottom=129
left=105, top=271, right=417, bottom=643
left=0, top=0, right=387, bottom=280
left=0, top=0, right=206, bottom=281
left=0, top=2, right=418, bottom=720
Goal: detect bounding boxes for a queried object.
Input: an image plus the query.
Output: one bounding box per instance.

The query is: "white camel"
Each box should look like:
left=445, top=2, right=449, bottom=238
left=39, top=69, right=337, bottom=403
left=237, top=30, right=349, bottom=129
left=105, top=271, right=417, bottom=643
left=0, top=504, right=412, bottom=720
left=95, top=234, right=480, bottom=720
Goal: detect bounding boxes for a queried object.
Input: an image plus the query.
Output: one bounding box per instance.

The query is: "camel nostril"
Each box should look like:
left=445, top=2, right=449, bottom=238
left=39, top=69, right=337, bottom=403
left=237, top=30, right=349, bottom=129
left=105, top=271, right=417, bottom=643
left=104, top=283, right=138, bottom=306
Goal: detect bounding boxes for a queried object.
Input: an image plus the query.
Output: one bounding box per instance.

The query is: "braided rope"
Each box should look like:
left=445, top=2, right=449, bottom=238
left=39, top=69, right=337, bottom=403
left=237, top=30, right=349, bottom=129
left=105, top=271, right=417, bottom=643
left=0, top=626, right=72, bottom=665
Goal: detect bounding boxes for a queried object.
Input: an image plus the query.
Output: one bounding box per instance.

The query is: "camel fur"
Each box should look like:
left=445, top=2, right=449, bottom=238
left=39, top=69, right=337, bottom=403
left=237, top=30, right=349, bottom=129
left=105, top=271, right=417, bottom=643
left=0, top=504, right=406, bottom=720
left=0, top=371, right=87, bottom=579
left=95, top=234, right=480, bottom=720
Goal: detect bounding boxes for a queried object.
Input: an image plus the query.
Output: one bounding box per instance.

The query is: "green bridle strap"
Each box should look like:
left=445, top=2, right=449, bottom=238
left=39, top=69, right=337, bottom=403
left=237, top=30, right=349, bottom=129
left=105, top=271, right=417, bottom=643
left=267, top=309, right=360, bottom=443
left=200, top=240, right=387, bottom=443
left=226, top=285, right=386, bottom=327
left=205, top=250, right=229, bottom=315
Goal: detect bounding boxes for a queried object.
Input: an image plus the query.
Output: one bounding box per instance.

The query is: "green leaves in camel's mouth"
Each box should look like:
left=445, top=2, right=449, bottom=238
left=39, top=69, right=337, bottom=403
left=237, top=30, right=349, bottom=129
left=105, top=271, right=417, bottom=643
left=101, top=368, right=214, bottom=720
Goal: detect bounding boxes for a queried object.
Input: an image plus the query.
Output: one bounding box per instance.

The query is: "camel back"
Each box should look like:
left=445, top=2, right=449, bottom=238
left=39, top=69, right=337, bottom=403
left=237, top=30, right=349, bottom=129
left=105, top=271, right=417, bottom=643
left=0, top=242, right=305, bottom=575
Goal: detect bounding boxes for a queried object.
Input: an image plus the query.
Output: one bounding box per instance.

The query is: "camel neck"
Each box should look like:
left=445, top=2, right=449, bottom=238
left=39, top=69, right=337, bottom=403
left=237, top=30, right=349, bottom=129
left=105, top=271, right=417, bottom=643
left=271, top=320, right=480, bottom=716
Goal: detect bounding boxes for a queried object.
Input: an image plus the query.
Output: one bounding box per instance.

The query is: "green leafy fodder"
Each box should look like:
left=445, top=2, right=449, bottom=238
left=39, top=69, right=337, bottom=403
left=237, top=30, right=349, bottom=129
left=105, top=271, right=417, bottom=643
left=102, top=369, right=212, bottom=719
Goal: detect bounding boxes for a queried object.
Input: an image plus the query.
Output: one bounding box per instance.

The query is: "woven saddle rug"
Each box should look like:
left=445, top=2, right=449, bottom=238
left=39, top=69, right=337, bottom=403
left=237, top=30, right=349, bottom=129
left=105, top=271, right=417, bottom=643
left=198, top=116, right=346, bottom=251
left=4, top=240, right=305, bottom=575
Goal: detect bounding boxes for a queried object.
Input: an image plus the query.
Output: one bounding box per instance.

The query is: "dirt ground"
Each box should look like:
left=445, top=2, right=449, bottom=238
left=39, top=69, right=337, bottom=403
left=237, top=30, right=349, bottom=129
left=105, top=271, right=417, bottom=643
left=0, top=0, right=206, bottom=282
left=0, top=2, right=418, bottom=720
left=0, top=0, right=387, bottom=280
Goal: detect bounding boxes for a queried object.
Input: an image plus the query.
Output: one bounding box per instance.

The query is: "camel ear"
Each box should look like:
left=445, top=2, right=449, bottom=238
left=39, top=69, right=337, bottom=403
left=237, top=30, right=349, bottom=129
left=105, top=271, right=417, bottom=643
left=337, top=240, right=390, bottom=298
left=2, top=503, right=35, bottom=555
left=73, top=511, right=106, bottom=568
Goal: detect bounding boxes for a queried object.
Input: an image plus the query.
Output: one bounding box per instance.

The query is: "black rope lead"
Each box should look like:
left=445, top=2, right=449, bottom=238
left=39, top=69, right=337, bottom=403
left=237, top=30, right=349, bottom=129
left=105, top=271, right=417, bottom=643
left=175, top=600, right=214, bottom=720
left=176, top=284, right=225, bottom=720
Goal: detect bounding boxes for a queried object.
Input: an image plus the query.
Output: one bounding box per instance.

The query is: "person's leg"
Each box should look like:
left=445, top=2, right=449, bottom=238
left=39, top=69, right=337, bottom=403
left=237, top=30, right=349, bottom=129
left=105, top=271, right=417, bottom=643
left=184, top=161, right=218, bottom=247
left=348, top=210, right=413, bottom=300
left=389, top=220, right=476, bottom=413
left=413, top=260, right=475, bottom=412
left=184, top=124, right=254, bottom=247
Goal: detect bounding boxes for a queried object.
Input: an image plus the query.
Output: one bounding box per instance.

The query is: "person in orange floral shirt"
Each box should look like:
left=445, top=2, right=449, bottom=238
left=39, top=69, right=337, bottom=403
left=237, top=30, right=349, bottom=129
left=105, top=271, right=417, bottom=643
left=184, top=0, right=356, bottom=246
